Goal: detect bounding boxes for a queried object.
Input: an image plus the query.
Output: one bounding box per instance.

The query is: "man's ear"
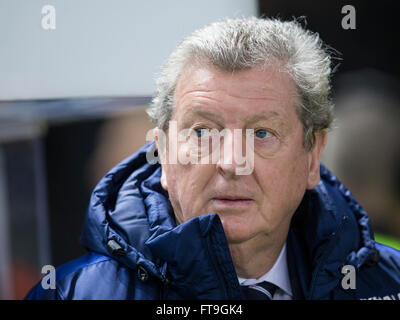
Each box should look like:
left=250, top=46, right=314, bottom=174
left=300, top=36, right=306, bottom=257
left=306, top=130, right=328, bottom=190
left=154, top=127, right=168, bottom=191
left=160, top=170, right=168, bottom=191
left=154, top=127, right=161, bottom=153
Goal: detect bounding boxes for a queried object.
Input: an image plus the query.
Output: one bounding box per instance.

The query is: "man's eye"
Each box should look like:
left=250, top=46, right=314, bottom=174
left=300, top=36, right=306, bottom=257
left=194, top=128, right=208, bottom=138
left=255, top=129, right=273, bottom=139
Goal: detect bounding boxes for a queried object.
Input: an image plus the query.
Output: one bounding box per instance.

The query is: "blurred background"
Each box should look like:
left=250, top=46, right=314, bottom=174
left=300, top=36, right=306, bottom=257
left=0, top=0, right=399, bottom=299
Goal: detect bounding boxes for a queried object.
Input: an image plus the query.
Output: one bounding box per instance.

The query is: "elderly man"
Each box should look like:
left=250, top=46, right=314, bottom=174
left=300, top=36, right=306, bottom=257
left=26, top=17, right=400, bottom=300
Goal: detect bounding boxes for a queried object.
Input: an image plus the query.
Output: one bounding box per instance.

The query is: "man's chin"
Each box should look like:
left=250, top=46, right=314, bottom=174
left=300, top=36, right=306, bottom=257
left=218, top=215, right=255, bottom=244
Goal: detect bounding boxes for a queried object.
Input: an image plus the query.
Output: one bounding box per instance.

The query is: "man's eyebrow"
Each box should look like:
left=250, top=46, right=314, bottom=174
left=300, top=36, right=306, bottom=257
left=181, top=108, right=224, bottom=123
left=244, top=111, right=286, bottom=123
left=180, top=108, right=288, bottom=128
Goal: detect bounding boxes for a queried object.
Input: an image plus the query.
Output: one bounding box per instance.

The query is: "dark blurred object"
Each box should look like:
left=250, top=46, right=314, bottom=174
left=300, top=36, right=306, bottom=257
left=45, top=119, right=104, bottom=267
left=323, top=68, right=400, bottom=239
left=0, top=120, right=47, bottom=299
left=259, top=0, right=400, bottom=80
left=0, top=97, right=151, bottom=299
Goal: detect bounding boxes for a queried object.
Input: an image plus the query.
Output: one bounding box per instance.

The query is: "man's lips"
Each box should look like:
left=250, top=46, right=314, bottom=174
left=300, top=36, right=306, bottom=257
left=211, top=196, right=253, bottom=207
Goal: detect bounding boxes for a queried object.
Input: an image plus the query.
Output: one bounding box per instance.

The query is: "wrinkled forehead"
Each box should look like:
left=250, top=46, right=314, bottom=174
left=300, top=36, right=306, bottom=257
left=176, top=60, right=296, bottom=94
left=172, top=62, right=300, bottom=124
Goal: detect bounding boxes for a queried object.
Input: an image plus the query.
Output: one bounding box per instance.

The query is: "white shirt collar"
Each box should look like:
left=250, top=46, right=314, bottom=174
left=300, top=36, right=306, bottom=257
left=237, top=242, right=293, bottom=297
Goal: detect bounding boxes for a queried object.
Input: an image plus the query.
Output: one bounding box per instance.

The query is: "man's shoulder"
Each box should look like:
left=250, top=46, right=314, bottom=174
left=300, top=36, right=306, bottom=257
left=25, top=252, right=133, bottom=300
left=352, top=242, right=400, bottom=300
left=375, top=242, right=400, bottom=273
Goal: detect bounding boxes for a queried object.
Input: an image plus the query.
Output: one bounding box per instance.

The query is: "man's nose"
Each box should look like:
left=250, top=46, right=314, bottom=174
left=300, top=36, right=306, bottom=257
left=216, top=129, right=248, bottom=178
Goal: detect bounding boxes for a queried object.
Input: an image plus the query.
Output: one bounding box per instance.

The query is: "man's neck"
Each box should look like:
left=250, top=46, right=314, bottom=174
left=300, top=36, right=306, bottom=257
left=229, top=228, right=289, bottom=279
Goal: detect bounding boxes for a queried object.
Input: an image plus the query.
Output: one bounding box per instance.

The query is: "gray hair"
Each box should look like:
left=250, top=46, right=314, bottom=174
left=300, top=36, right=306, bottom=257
left=147, top=17, right=336, bottom=150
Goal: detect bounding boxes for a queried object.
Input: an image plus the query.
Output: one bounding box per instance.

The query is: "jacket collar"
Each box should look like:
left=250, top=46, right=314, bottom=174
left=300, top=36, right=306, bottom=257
left=145, top=213, right=243, bottom=299
left=287, top=166, right=376, bottom=299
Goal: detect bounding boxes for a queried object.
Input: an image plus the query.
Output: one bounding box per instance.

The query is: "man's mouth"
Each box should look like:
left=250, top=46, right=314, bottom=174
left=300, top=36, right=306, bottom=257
left=211, top=196, right=253, bottom=207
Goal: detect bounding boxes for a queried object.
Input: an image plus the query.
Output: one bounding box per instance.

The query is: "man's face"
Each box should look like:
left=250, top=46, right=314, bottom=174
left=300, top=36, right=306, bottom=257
left=156, top=62, right=325, bottom=244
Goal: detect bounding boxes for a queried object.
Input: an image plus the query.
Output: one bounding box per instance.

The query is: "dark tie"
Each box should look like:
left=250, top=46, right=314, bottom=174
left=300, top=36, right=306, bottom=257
left=241, top=281, right=277, bottom=300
